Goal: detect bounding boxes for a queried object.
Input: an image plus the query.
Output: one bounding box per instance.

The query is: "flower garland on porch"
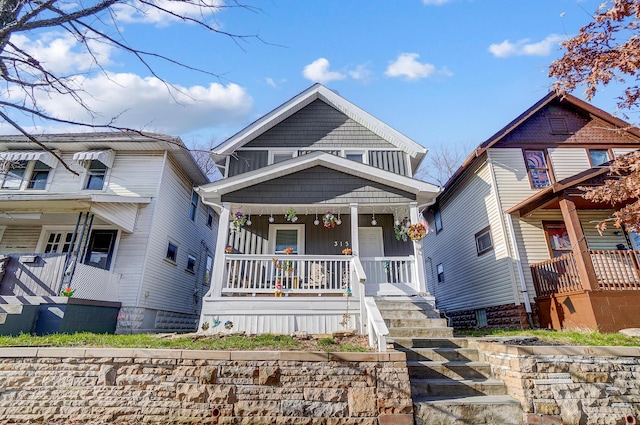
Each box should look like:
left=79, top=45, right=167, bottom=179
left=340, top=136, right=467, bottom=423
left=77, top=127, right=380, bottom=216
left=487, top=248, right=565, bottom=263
left=394, top=217, right=411, bottom=242
left=323, top=211, right=338, bottom=228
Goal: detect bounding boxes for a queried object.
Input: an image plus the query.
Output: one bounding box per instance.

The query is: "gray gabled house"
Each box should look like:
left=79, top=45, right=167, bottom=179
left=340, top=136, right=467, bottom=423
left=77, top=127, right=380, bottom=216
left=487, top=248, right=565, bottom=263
left=197, top=84, right=440, bottom=336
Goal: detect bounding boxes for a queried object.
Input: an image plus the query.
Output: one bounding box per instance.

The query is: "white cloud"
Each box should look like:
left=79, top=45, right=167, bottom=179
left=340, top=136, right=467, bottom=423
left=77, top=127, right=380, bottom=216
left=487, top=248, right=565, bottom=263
left=302, top=58, right=346, bottom=84
left=348, top=63, right=373, bottom=81
left=385, top=53, right=438, bottom=80
left=488, top=34, right=567, bottom=58
left=8, top=73, right=253, bottom=134
left=11, top=32, right=115, bottom=74
left=112, top=0, right=223, bottom=26
left=422, top=0, right=452, bottom=4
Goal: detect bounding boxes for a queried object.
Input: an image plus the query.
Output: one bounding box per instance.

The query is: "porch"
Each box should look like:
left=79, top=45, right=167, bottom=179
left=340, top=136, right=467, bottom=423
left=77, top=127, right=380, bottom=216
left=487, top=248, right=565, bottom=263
left=530, top=249, right=640, bottom=332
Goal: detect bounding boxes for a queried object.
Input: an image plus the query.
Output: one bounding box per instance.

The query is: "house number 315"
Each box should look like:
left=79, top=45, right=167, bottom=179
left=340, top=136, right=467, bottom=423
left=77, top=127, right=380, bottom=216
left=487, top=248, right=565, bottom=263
left=334, top=241, right=350, bottom=247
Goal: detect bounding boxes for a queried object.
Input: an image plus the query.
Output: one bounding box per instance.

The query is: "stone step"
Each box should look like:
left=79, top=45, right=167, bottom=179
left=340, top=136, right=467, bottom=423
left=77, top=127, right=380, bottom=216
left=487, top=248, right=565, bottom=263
left=384, top=318, right=448, bottom=328
left=413, top=395, right=523, bottom=425
left=398, top=347, right=480, bottom=362
left=376, top=301, right=438, bottom=312
left=407, top=361, right=492, bottom=380
left=392, top=337, right=471, bottom=349
left=411, top=378, right=508, bottom=397
left=388, top=327, right=454, bottom=338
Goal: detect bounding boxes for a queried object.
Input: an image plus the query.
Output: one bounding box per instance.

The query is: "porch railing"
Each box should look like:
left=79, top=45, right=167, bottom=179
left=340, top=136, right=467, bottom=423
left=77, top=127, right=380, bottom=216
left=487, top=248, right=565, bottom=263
left=591, top=250, right=640, bottom=290
left=222, top=255, right=352, bottom=295
left=360, top=257, right=415, bottom=285
left=531, top=250, right=640, bottom=297
left=530, top=253, right=582, bottom=297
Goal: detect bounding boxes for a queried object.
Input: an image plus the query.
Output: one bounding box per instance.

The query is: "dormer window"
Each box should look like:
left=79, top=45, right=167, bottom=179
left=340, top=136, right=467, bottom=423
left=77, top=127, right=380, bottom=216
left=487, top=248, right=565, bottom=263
left=1, top=161, right=27, bottom=189
left=270, top=151, right=295, bottom=165
left=27, top=161, right=51, bottom=189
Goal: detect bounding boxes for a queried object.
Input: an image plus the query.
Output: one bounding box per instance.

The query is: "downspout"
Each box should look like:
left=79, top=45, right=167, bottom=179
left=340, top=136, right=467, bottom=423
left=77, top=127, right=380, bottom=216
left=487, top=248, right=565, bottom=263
left=504, top=213, right=534, bottom=328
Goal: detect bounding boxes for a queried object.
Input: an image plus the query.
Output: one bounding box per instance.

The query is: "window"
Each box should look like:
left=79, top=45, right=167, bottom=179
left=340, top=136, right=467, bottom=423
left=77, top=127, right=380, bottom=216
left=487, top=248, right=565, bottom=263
left=44, top=232, right=74, bottom=254
left=204, top=255, right=213, bottom=285
left=166, top=242, right=178, bottom=263
left=85, top=160, right=107, bottom=190
left=207, top=207, right=215, bottom=228
left=189, top=190, right=199, bottom=221
left=436, top=263, right=444, bottom=283
left=186, top=254, right=197, bottom=273
left=475, top=226, right=493, bottom=255
left=434, top=209, right=443, bottom=233
left=271, top=151, right=295, bottom=164
left=345, top=152, right=364, bottom=163
left=269, top=224, right=305, bottom=254
left=83, top=230, right=118, bottom=270
left=543, top=222, right=572, bottom=258
left=1, top=161, right=27, bottom=189
left=589, top=149, right=611, bottom=167
left=27, top=161, right=51, bottom=189
left=476, top=309, right=488, bottom=327
left=524, top=150, right=551, bottom=189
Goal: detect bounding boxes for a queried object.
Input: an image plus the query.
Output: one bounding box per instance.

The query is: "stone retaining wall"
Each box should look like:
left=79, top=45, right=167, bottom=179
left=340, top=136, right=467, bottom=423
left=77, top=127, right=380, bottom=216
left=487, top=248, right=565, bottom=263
left=478, top=342, right=640, bottom=425
left=0, top=348, right=413, bottom=424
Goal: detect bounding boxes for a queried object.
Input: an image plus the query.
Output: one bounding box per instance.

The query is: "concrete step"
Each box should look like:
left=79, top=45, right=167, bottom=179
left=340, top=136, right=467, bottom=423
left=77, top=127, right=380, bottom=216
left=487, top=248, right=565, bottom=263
left=378, top=309, right=442, bottom=320
left=392, top=337, right=471, bottom=349
left=398, top=347, right=480, bottom=362
left=407, top=361, right=492, bottom=380
left=0, top=304, right=24, bottom=314
left=388, top=327, right=454, bottom=338
left=384, top=318, right=448, bottom=328
left=411, top=378, right=508, bottom=397
left=376, top=301, right=438, bottom=311
left=413, top=395, right=523, bottom=425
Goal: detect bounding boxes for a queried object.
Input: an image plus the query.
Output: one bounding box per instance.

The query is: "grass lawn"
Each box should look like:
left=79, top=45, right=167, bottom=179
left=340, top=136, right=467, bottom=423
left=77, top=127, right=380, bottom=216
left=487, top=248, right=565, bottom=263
left=0, top=332, right=371, bottom=352
left=456, top=328, right=640, bottom=347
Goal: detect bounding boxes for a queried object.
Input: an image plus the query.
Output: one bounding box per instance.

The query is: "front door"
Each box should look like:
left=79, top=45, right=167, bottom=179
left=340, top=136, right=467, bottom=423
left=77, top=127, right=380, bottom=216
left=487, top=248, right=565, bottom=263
left=358, top=227, right=383, bottom=257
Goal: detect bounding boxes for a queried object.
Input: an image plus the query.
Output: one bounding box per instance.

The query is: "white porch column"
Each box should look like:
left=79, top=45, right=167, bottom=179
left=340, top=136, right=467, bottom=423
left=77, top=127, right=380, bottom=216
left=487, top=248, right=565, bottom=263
left=210, top=202, right=231, bottom=297
left=350, top=203, right=359, bottom=256
left=409, top=202, right=428, bottom=294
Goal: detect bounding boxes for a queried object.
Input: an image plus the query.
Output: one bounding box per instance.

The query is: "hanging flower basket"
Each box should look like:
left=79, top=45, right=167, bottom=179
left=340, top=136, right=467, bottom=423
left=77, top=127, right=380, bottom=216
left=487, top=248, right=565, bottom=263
left=408, top=223, right=428, bottom=241
left=285, top=208, right=298, bottom=222
left=231, top=211, right=248, bottom=232
left=323, top=212, right=337, bottom=228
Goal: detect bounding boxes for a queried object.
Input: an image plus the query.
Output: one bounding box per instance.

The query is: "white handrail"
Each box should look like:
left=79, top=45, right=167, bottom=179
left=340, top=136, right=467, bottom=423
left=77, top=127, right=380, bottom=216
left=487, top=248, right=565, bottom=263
left=364, top=297, right=389, bottom=352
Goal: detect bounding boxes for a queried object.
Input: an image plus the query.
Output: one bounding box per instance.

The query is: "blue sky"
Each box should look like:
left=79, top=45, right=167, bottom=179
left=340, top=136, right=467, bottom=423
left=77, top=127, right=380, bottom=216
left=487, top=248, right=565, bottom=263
left=6, top=0, right=620, bottom=156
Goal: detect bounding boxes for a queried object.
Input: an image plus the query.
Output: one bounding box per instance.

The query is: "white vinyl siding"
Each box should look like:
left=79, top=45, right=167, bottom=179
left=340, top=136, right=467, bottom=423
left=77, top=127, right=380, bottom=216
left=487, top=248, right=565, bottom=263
left=489, top=148, right=539, bottom=211
left=0, top=227, right=41, bottom=253
left=423, top=162, right=515, bottom=313
left=139, top=156, right=217, bottom=315
left=548, top=148, right=590, bottom=181
left=612, top=148, right=639, bottom=158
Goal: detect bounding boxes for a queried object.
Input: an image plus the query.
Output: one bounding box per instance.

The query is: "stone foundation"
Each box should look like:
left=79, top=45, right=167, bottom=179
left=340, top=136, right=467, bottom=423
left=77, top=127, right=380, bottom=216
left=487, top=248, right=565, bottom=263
left=478, top=342, right=640, bottom=425
left=116, top=307, right=198, bottom=334
left=445, top=303, right=537, bottom=330
left=0, top=348, right=412, bottom=424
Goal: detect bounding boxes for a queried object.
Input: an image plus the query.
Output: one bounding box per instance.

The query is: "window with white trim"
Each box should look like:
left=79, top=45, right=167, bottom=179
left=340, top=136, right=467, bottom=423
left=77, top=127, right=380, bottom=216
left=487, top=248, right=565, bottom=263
left=166, top=242, right=178, bottom=263
left=85, top=160, right=107, bottom=190
left=0, top=161, right=27, bottom=189
left=270, top=151, right=295, bottom=165
left=27, top=161, right=51, bottom=190
left=186, top=254, right=197, bottom=273
left=268, top=224, right=305, bottom=255
left=345, top=152, right=364, bottom=163
left=436, top=263, right=444, bottom=283
left=204, top=255, right=213, bottom=285
left=189, top=190, right=199, bottom=221
left=44, top=231, right=75, bottom=254
left=475, top=226, right=493, bottom=255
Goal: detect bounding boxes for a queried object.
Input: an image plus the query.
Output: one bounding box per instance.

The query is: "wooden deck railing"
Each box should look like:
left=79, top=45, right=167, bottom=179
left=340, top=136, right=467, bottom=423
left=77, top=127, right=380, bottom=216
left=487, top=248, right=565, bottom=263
left=530, top=253, right=582, bottom=297
left=531, top=250, right=640, bottom=297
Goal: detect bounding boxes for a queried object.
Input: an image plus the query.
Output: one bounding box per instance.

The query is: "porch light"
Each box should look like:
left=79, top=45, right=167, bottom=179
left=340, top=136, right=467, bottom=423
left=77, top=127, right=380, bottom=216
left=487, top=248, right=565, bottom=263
left=314, top=212, right=320, bottom=226
left=371, top=213, right=377, bottom=226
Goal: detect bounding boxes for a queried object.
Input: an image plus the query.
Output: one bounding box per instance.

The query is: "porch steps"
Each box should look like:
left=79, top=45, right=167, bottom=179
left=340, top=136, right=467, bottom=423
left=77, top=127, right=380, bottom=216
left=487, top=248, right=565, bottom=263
left=375, top=298, right=523, bottom=425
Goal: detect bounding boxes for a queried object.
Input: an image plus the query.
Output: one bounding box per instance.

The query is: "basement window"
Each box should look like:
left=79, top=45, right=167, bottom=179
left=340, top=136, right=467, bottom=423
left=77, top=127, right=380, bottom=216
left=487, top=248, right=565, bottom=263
left=476, top=309, right=488, bottom=327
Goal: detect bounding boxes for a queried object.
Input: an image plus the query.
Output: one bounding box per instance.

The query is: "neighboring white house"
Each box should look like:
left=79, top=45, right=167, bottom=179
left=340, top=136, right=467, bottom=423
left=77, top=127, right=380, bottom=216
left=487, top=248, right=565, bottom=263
left=197, top=84, right=440, bottom=336
left=0, top=132, right=217, bottom=333
left=422, top=92, right=640, bottom=331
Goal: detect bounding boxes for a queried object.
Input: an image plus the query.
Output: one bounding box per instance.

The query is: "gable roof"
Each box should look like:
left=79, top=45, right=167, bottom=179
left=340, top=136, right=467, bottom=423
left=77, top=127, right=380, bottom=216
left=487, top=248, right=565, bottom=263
left=440, top=92, right=640, bottom=198
left=212, top=84, right=428, bottom=171
left=197, top=151, right=439, bottom=207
